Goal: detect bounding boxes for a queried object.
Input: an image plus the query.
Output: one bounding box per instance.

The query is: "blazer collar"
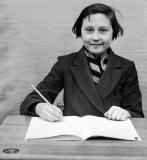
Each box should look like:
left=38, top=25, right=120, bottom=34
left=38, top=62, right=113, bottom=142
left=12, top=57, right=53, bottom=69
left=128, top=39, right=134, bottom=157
left=96, top=48, right=123, bottom=99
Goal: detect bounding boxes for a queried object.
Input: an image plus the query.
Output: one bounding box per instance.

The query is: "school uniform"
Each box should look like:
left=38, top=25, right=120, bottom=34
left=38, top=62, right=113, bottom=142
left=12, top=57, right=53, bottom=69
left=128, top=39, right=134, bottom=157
left=20, top=47, right=144, bottom=118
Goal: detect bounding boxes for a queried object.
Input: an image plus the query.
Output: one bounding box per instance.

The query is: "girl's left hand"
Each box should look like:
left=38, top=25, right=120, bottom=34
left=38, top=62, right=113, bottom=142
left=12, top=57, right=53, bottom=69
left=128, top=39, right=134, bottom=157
left=104, top=106, right=131, bottom=121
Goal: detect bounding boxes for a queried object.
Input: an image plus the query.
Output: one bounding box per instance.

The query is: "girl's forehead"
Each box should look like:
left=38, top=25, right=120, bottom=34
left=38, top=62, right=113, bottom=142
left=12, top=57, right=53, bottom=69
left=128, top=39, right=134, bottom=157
left=82, top=13, right=111, bottom=26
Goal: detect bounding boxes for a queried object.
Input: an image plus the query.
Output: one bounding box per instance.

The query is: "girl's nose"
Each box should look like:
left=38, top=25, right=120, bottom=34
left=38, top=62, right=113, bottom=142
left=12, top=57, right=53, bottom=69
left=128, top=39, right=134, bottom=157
left=92, top=32, right=101, bottom=41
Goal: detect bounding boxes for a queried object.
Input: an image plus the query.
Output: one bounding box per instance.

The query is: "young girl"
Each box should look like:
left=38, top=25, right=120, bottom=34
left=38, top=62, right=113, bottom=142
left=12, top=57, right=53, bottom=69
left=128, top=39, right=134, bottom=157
left=20, top=3, right=144, bottom=121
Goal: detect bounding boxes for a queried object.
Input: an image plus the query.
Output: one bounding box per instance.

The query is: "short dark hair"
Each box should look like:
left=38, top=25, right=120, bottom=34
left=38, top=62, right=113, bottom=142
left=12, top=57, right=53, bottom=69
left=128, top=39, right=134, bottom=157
left=72, top=3, right=123, bottom=40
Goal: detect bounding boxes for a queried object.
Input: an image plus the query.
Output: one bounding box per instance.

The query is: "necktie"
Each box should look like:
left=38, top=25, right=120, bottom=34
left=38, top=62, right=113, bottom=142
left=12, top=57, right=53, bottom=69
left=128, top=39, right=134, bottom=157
left=85, top=52, right=108, bottom=84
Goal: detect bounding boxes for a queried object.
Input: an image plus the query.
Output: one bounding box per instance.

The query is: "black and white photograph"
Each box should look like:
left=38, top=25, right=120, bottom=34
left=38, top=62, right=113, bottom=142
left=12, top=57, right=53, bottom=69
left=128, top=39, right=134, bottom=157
left=0, top=0, right=147, bottom=159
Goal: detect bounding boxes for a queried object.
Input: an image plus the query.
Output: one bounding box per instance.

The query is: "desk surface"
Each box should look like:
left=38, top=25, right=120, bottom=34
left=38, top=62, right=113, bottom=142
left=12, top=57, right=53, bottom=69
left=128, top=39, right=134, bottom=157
left=0, top=115, right=147, bottom=160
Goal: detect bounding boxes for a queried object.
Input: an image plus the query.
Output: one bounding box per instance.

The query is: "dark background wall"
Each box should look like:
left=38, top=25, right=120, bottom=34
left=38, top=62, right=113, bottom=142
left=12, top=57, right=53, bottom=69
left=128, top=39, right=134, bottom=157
left=0, top=0, right=147, bottom=122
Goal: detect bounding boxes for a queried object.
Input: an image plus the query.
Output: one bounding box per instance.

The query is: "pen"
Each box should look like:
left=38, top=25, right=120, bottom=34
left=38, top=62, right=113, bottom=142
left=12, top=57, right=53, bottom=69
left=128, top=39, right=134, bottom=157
left=31, top=84, right=63, bottom=111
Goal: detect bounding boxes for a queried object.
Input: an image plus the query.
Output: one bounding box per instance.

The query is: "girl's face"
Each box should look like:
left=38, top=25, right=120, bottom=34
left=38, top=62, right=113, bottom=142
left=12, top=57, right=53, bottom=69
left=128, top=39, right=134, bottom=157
left=81, top=13, right=113, bottom=56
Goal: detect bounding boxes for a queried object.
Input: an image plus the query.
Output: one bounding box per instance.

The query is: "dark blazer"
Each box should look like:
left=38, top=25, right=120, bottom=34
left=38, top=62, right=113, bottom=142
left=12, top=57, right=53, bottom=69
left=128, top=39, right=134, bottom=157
left=20, top=48, right=144, bottom=118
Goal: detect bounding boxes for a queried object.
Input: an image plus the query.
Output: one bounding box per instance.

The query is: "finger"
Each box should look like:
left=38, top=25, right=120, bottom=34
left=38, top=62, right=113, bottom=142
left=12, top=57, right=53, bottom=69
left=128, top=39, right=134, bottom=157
left=47, top=108, right=63, bottom=120
left=104, top=108, right=112, bottom=117
left=41, top=112, right=61, bottom=122
left=112, top=107, right=125, bottom=121
left=106, top=107, right=116, bottom=120
left=111, top=109, right=119, bottom=120
left=41, top=105, right=63, bottom=121
left=50, top=104, right=63, bottom=115
left=40, top=104, right=63, bottom=121
left=119, top=112, right=128, bottom=121
left=115, top=110, right=124, bottom=121
left=119, top=109, right=131, bottom=121
left=47, top=107, right=63, bottom=120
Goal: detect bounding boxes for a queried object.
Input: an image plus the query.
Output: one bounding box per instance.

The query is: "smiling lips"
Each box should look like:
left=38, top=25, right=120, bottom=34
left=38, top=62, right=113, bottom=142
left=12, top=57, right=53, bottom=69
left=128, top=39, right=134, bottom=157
left=91, top=43, right=103, bottom=45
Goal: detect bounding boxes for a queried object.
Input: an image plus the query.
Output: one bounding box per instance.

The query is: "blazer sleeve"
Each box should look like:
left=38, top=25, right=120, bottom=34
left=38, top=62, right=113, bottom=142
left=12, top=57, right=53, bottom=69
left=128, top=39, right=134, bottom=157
left=121, top=62, right=144, bottom=118
left=20, top=57, right=64, bottom=116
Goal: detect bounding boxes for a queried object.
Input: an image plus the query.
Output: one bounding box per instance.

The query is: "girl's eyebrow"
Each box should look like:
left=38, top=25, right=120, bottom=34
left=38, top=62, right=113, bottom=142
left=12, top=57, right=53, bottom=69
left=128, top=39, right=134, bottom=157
left=83, top=25, right=110, bottom=28
left=99, top=26, right=109, bottom=28
left=84, top=25, right=93, bottom=28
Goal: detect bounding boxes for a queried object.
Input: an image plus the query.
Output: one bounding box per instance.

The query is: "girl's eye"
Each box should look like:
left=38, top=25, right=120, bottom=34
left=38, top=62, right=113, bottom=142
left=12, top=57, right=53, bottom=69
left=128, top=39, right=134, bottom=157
left=85, top=27, right=94, bottom=33
left=99, top=28, right=108, bottom=33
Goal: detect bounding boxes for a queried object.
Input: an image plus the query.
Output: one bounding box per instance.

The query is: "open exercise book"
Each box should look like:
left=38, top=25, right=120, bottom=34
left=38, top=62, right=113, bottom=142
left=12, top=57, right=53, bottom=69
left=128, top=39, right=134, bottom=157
left=25, top=115, right=141, bottom=141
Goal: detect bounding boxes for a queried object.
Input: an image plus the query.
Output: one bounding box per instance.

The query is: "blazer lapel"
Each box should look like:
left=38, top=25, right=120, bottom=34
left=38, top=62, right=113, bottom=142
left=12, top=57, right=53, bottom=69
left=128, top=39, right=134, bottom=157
left=96, top=48, right=123, bottom=99
left=70, top=49, right=104, bottom=114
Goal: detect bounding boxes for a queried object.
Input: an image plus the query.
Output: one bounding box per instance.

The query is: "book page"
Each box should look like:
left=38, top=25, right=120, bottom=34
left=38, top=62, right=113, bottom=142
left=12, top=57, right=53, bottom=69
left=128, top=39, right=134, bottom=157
left=25, top=116, right=83, bottom=140
left=25, top=116, right=141, bottom=141
left=80, top=115, right=141, bottom=141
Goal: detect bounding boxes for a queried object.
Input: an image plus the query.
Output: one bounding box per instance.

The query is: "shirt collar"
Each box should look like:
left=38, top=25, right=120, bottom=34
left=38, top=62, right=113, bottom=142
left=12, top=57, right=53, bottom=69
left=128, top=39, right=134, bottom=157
left=84, top=48, right=109, bottom=65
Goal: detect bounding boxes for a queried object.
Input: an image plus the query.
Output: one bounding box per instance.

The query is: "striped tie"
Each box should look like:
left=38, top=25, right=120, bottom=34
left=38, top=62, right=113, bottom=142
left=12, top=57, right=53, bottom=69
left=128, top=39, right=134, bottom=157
left=85, top=51, right=108, bottom=84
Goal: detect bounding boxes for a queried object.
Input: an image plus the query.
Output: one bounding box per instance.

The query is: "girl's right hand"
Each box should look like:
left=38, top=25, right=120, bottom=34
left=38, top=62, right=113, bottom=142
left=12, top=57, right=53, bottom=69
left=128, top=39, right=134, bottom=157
left=35, top=103, right=63, bottom=122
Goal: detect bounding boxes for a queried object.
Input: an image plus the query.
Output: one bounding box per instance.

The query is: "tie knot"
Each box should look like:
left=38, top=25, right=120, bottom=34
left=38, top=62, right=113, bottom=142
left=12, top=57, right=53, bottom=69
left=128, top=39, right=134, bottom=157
left=96, top=56, right=101, bottom=65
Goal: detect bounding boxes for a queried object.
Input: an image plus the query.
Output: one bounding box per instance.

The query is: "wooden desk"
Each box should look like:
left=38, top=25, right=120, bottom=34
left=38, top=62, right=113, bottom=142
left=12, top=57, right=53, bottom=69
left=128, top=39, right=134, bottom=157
left=0, top=116, right=147, bottom=160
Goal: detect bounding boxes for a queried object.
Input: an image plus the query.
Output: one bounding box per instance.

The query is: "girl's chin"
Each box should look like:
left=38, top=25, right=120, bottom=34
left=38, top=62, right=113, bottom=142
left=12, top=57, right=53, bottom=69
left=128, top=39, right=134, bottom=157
left=89, top=49, right=105, bottom=55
